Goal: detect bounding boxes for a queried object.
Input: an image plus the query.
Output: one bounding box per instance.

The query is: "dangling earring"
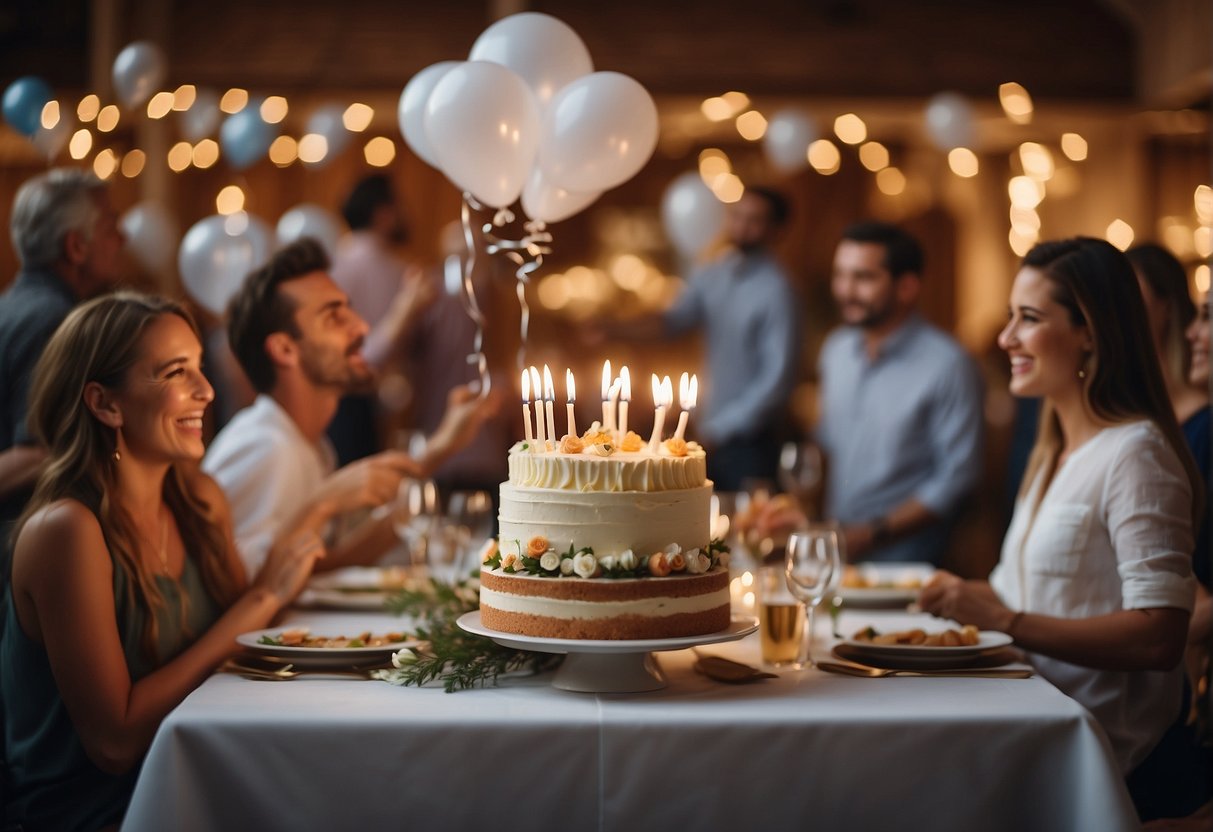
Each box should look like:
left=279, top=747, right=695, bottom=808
left=113, top=427, right=122, bottom=462
left=1078, top=368, right=1086, bottom=379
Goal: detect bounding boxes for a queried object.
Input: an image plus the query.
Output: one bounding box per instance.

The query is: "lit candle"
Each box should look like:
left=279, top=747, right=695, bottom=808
left=601, top=360, right=614, bottom=434
left=617, top=366, right=631, bottom=441
left=529, top=366, right=546, bottom=449
left=673, top=372, right=698, bottom=441
left=647, top=374, right=672, bottom=454
left=521, top=368, right=534, bottom=446
left=565, top=369, right=577, bottom=438
left=543, top=364, right=557, bottom=451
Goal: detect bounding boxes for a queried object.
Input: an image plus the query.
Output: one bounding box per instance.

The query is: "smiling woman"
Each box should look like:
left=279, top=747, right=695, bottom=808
left=0, top=292, right=325, bottom=831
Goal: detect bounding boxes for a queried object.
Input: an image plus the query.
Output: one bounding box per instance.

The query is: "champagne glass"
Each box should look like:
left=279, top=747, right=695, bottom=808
left=784, top=525, right=842, bottom=669
left=778, top=441, right=823, bottom=519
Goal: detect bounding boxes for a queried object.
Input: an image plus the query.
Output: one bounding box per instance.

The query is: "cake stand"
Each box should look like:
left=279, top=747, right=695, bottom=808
left=457, top=612, right=758, bottom=693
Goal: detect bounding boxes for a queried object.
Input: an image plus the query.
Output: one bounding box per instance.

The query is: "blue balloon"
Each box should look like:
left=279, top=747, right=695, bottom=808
left=3, top=76, right=53, bottom=137
left=219, top=102, right=277, bottom=170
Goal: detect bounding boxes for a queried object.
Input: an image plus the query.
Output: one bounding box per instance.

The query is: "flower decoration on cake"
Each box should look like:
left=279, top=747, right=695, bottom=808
left=581, top=428, right=611, bottom=445
left=620, top=431, right=644, bottom=452
left=589, top=442, right=616, bottom=456
left=559, top=434, right=585, bottom=454
left=663, top=437, right=689, bottom=457
left=482, top=538, right=728, bottom=580
left=539, top=550, right=561, bottom=571
left=526, top=536, right=550, bottom=557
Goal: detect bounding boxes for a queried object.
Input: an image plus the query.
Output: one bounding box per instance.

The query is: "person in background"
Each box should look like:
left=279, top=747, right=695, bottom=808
left=327, top=174, right=435, bottom=464
left=203, top=239, right=494, bottom=578
left=1, top=293, right=323, bottom=831
left=817, top=221, right=982, bottom=563
left=0, top=169, right=126, bottom=581
left=919, top=238, right=1205, bottom=823
left=595, top=187, right=800, bottom=490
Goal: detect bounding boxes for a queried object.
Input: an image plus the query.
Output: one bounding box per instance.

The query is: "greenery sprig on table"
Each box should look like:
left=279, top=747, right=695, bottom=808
left=371, top=577, right=561, bottom=693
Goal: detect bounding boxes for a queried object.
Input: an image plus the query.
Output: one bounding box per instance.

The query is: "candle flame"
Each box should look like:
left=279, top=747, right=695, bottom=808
left=620, top=365, right=631, bottom=400
left=688, top=374, right=698, bottom=409
left=608, top=379, right=621, bottom=401
left=679, top=372, right=689, bottom=406
left=543, top=364, right=555, bottom=401
left=662, top=375, right=673, bottom=407
left=602, top=360, right=612, bottom=401
left=521, top=368, right=531, bottom=402
left=651, top=373, right=661, bottom=403
left=566, top=368, right=575, bottom=403
left=529, top=366, right=541, bottom=401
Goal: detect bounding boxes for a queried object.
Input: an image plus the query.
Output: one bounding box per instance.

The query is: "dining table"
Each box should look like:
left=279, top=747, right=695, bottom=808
left=122, top=601, right=1139, bottom=832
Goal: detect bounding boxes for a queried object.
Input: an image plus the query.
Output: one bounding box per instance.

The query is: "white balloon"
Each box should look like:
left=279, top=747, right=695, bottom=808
left=424, top=61, right=540, bottom=208
left=764, top=110, right=818, bottom=173
left=539, top=71, right=658, bottom=193
left=469, top=12, right=592, bottom=106
left=276, top=204, right=344, bottom=257
left=178, top=87, right=221, bottom=142
left=924, top=92, right=976, bottom=151
left=399, top=61, right=461, bottom=169
left=178, top=213, right=272, bottom=316
left=661, top=172, right=725, bottom=260
left=521, top=167, right=600, bottom=224
left=304, top=104, right=351, bottom=164
left=121, top=202, right=179, bottom=275
left=112, top=41, right=167, bottom=110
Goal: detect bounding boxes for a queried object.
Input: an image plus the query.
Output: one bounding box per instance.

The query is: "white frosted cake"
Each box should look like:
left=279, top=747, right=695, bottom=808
left=481, top=430, right=730, bottom=640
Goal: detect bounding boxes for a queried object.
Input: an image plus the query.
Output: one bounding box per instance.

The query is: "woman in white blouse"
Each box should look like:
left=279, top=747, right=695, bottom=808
left=919, top=237, right=1205, bottom=822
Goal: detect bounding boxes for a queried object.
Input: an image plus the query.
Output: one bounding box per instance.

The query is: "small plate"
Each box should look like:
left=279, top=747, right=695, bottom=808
left=235, top=628, right=420, bottom=669
left=839, top=629, right=1012, bottom=658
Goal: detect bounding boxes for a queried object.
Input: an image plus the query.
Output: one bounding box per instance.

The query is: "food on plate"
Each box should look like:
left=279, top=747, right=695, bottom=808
left=840, top=565, right=927, bottom=590
left=851, top=624, right=980, bottom=647
left=256, top=629, right=407, bottom=648
left=482, top=433, right=730, bottom=640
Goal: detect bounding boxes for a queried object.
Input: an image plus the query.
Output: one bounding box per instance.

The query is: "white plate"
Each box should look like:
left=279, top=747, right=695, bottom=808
left=295, top=567, right=419, bottom=611
left=838, top=563, right=935, bottom=607
left=236, top=628, right=421, bottom=668
left=839, top=629, right=1012, bottom=658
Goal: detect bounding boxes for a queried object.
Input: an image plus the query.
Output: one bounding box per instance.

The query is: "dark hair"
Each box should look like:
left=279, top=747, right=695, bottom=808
left=840, top=221, right=924, bottom=278
left=1019, top=237, right=1203, bottom=530
left=1127, top=243, right=1195, bottom=384
left=227, top=237, right=330, bottom=393
left=744, top=186, right=790, bottom=228
left=341, top=174, right=395, bottom=231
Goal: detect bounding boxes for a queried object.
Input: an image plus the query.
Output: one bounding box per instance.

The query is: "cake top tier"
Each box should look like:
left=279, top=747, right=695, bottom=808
left=507, top=435, right=706, bottom=492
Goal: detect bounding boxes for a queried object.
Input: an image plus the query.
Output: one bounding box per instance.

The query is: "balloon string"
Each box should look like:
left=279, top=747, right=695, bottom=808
left=458, top=195, right=491, bottom=399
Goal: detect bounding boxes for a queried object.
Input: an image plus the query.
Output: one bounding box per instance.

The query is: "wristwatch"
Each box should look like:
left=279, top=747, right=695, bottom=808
left=870, top=516, right=891, bottom=545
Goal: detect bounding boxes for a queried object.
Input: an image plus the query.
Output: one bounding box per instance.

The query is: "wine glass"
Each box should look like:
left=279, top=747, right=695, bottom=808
left=445, top=490, right=493, bottom=581
left=393, top=478, right=439, bottom=571
left=784, top=525, right=842, bottom=669
left=778, top=441, right=823, bottom=519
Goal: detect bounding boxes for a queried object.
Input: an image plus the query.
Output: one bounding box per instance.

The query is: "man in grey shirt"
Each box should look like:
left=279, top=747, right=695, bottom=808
left=817, top=221, right=982, bottom=563
left=601, top=187, right=799, bottom=490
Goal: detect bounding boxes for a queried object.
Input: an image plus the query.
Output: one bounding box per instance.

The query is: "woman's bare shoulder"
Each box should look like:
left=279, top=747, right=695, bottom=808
left=13, top=499, right=111, bottom=582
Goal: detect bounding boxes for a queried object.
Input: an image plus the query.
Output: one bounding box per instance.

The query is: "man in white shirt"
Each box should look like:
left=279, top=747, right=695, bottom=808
left=204, top=238, right=492, bottom=576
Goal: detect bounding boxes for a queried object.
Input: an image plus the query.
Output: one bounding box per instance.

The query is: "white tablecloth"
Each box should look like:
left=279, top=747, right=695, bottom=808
left=123, top=609, right=1138, bottom=832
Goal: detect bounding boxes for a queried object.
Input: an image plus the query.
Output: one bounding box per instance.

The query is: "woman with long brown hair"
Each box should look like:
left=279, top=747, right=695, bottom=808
left=1, top=292, right=323, bottom=831
left=919, top=238, right=1205, bottom=822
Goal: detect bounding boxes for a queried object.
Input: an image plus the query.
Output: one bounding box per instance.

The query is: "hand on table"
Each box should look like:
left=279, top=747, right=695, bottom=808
left=918, top=570, right=1017, bottom=633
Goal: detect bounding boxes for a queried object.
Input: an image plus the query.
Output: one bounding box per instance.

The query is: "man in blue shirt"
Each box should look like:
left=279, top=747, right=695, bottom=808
left=599, top=187, right=800, bottom=490
left=817, top=221, right=982, bottom=563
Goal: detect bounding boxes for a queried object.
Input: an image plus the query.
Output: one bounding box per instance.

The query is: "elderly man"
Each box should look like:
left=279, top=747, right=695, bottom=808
left=0, top=169, right=125, bottom=560
left=204, top=238, right=493, bottom=576
left=817, top=221, right=982, bottom=564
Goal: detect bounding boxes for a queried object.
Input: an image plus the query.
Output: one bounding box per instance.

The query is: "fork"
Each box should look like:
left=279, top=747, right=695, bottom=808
left=816, top=661, right=1032, bottom=679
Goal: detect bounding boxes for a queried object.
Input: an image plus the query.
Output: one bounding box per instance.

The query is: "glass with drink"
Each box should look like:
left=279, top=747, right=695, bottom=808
left=758, top=565, right=806, bottom=667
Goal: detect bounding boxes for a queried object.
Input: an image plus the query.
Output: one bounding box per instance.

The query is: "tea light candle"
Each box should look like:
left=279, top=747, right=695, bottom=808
left=565, top=369, right=577, bottom=438
left=521, top=368, right=534, bottom=446
left=617, top=365, right=631, bottom=441
left=529, top=366, right=545, bottom=450
left=542, top=364, right=557, bottom=451
left=673, top=372, right=698, bottom=441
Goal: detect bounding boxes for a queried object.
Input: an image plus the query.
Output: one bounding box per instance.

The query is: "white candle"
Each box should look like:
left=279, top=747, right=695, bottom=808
left=673, top=372, right=698, bottom=441
left=617, top=365, right=631, bottom=441
left=521, top=368, right=534, bottom=446
left=529, top=366, right=545, bottom=449
left=543, top=364, right=557, bottom=451
left=647, top=374, right=672, bottom=454
left=565, top=369, right=577, bottom=438
left=601, top=360, right=614, bottom=434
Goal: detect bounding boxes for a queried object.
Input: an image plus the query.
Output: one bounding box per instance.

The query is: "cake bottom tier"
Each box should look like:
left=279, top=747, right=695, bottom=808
left=479, top=568, right=731, bottom=640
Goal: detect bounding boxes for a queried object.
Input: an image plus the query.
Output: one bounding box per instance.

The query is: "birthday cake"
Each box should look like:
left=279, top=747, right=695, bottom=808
left=480, top=428, right=730, bottom=640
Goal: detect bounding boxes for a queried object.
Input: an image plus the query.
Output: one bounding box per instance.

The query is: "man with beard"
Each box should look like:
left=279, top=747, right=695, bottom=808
left=817, top=221, right=982, bottom=564
left=204, top=239, right=492, bottom=575
left=598, top=187, right=799, bottom=490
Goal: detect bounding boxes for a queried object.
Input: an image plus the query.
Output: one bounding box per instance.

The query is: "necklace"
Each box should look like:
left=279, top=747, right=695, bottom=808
left=139, top=507, right=170, bottom=572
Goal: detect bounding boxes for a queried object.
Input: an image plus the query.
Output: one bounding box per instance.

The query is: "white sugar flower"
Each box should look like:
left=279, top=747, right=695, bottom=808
left=391, top=648, right=417, bottom=668
left=573, top=552, right=598, bottom=578
left=664, top=542, right=682, bottom=557
left=618, top=549, right=637, bottom=570
left=539, top=550, right=561, bottom=572
left=684, top=548, right=709, bottom=574
left=598, top=554, right=617, bottom=571
left=560, top=557, right=575, bottom=575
